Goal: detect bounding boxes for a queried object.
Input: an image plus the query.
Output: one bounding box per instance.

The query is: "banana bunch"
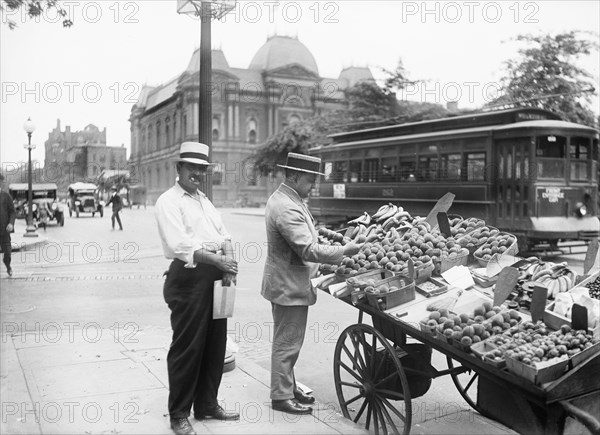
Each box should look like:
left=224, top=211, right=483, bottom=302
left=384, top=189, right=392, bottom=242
left=347, top=223, right=382, bottom=243
left=348, top=212, right=371, bottom=226
left=372, top=203, right=400, bottom=223
left=381, top=207, right=412, bottom=232
left=530, top=261, right=578, bottom=299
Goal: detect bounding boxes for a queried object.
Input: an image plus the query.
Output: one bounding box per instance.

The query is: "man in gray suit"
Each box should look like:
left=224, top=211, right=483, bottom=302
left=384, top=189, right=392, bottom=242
left=261, top=152, right=362, bottom=415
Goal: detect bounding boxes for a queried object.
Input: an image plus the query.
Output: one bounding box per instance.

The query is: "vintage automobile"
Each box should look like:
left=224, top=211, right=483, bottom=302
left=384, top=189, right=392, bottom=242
left=8, top=183, right=65, bottom=226
left=67, top=182, right=104, bottom=218
left=127, top=184, right=147, bottom=209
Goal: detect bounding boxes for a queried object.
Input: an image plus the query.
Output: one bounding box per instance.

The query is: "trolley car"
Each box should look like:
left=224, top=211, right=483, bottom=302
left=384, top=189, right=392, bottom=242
left=308, top=108, right=599, bottom=252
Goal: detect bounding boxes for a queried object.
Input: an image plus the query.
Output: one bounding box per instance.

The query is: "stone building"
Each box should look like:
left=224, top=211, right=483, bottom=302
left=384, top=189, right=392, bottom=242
left=129, top=35, right=373, bottom=205
left=44, top=119, right=128, bottom=191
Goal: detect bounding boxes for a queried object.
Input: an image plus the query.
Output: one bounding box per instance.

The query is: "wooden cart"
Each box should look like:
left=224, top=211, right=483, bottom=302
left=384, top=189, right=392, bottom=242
left=332, top=295, right=600, bottom=435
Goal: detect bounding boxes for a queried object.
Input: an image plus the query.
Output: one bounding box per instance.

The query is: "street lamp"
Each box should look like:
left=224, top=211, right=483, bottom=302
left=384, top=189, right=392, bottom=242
left=23, top=117, right=38, bottom=238
left=177, top=0, right=236, bottom=201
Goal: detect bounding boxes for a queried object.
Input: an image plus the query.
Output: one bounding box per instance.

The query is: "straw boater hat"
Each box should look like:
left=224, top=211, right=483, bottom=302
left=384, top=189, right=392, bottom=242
left=173, top=142, right=214, bottom=166
left=277, top=152, right=325, bottom=175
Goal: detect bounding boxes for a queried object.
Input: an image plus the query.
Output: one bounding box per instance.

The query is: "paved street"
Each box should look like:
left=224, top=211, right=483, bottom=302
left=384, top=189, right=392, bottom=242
left=3, top=206, right=591, bottom=434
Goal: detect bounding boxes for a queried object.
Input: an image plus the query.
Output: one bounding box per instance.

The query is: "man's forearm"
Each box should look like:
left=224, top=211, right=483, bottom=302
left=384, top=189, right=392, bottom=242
left=192, top=248, right=223, bottom=266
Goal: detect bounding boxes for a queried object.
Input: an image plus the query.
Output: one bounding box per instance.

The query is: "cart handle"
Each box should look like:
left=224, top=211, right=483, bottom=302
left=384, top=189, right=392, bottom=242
left=558, top=399, right=600, bottom=435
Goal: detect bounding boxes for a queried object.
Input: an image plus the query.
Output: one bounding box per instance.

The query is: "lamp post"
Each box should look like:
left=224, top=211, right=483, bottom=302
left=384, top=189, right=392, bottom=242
left=177, top=0, right=235, bottom=201
left=177, top=0, right=237, bottom=373
left=23, top=117, right=38, bottom=238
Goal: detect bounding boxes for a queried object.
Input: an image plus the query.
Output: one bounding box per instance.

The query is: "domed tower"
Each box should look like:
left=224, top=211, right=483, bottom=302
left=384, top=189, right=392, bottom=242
left=249, top=35, right=319, bottom=76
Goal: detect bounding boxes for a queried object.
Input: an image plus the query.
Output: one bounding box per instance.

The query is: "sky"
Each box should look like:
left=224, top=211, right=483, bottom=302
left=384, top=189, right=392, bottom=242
left=1, top=0, right=599, bottom=169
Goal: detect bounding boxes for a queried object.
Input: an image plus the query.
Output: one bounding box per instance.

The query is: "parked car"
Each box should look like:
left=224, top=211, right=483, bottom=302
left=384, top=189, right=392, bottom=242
left=67, top=182, right=104, bottom=218
left=8, top=183, right=65, bottom=226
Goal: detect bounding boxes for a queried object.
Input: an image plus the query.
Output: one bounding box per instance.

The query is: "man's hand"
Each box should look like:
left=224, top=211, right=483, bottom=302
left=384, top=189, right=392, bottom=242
left=342, top=240, right=364, bottom=256
left=218, top=255, right=238, bottom=274
left=6, top=223, right=13, bottom=233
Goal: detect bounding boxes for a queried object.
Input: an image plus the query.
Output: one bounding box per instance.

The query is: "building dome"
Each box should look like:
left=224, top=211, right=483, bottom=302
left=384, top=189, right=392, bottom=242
left=249, top=35, right=318, bottom=75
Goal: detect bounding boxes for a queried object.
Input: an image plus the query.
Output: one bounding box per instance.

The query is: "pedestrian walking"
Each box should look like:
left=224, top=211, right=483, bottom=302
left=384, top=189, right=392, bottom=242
left=0, top=174, right=16, bottom=277
left=261, top=152, right=363, bottom=415
left=106, top=186, right=123, bottom=230
left=155, top=142, right=240, bottom=435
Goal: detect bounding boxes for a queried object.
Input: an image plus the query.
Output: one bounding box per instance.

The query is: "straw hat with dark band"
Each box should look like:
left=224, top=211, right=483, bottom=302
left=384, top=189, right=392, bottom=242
left=277, top=152, right=325, bottom=175
left=173, top=142, right=214, bottom=166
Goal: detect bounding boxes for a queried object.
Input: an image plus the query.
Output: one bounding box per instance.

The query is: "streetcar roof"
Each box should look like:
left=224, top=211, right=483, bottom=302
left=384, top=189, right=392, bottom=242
left=327, top=108, right=563, bottom=144
left=311, top=120, right=598, bottom=152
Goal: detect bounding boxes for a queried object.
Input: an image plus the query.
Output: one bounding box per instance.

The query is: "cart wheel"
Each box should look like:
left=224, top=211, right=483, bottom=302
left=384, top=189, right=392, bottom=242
left=334, top=324, right=412, bottom=435
left=446, top=356, right=486, bottom=416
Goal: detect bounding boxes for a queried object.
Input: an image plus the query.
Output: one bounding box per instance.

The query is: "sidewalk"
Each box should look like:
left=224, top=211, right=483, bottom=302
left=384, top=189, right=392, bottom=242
left=1, top=327, right=367, bottom=435
left=9, top=219, right=48, bottom=252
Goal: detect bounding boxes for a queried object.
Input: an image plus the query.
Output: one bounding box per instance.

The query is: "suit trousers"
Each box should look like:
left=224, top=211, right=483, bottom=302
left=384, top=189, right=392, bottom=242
left=164, top=259, right=226, bottom=419
left=0, top=231, right=11, bottom=269
left=270, top=303, right=308, bottom=400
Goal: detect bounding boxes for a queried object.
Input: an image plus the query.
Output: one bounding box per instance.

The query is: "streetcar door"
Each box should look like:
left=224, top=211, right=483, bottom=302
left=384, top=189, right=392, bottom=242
left=496, top=138, right=530, bottom=232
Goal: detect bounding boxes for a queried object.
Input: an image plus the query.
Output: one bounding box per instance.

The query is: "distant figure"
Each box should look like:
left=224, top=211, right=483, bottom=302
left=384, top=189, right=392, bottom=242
left=106, top=187, right=123, bottom=230
left=407, top=174, right=416, bottom=182
left=0, top=174, right=16, bottom=276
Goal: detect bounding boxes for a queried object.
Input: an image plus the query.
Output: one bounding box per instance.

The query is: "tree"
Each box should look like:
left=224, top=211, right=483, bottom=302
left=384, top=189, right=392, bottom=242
left=489, top=31, right=598, bottom=126
left=1, top=0, right=72, bottom=29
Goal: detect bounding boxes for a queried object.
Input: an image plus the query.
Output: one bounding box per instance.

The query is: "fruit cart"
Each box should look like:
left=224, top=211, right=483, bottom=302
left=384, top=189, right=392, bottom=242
left=320, top=202, right=600, bottom=435
left=330, top=291, right=600, bottom=435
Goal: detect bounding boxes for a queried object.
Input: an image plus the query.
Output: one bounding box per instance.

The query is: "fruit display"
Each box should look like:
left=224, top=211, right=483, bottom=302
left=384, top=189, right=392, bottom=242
left=456, top=225, right=503, bottom=253
left=473, top=232, right=518, bottom=263
left=525, top=260, right=578, bottom=299
left=421, top=301, right=519, bottom=349
left=449, top=217, right=484, bottom=237
left=584, top=275, right=600, bottom=300
left=484, top=321, right=599, bottom=367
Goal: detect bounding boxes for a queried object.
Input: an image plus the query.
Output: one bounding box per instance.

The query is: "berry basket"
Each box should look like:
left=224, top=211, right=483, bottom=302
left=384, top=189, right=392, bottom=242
left=439, top=248, right=469, bottom=274
left=473, top=232, right=518, bottom=267
left=365, top=275, right=415, bottom=311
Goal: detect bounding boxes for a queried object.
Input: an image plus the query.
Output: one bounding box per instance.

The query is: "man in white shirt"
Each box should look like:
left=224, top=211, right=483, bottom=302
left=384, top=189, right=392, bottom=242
left=155, top=142, right=239, bottom=435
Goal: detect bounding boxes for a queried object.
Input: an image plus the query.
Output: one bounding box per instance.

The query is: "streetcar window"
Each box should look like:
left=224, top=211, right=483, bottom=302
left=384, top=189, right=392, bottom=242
left=418, top=156, right=438, bottom=181
left=440, top=153, right=461, bottom=180
left=349, top=160, right=362, bottom=183
left=536, top=135, right=566, bottom=157
left=399, top=160, right=416, bottom=181
left=333, top=161, right=348, bottom=182
left=466, top=153, right=486, bottom=181
left=364, top=159, right=379, bottom=183
left=381, top=160, right=397, bottom=182
left=570, top=137, right=590, bottom=159
left=570, top=137, right=590, bottom=181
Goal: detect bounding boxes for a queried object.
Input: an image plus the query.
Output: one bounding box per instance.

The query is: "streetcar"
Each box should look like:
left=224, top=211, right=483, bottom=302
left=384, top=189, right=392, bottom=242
left=308, top=108, right=599, bottom=253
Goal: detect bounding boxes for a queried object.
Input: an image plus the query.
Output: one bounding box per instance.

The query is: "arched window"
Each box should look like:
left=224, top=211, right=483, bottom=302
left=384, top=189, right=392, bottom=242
left=247, top=118, right=257, bottom=144
left=148, top=124, right=153, bottom=150
left=156, top=121, right=161, bottom=149
left=183, top=114, right=187, bottom=139
left=172, top=113, right=177, bottom=143
left=212, top=116, right=220, bottom=141
left=141, top=127, right=147, bottom=152
left=165, top=117, right=170, bottom=148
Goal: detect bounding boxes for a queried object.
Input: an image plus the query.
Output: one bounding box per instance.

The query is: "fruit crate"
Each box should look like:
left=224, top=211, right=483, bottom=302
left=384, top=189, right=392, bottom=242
left=414, top=259, right=435, bottom=284
left=434, top=326, right=451, bottom=343
left=345, top=269, right=394, bottom=291
left=505, top=354, right=569, bottom=385
left=570, top=340, right=600, bottom=368
left=366, top=275, right=415, bottom=311
left=451, top=337, right=473, bottom=353
left=471, top=339, right=506, bottom=368
left=543, top=301, right=600, bottom=339
left=415, top=277, right=448, bottom=297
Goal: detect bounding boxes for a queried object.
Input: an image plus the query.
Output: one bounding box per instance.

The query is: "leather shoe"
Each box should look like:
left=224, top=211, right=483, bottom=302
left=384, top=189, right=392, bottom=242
left=294, top=389, right=315, bottom=404
left=272, top=399, right=312, bottom=415
left=170, top=418, right=196, bottom=435
left=6, top=267, right=12, bottom=277
left=195, top=405, right=239, bottom=421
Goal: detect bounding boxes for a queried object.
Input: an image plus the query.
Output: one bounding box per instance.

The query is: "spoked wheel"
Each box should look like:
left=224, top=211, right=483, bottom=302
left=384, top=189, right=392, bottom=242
left=334, top=324, right=412, bottom=435
left=446, top=356, right=486, bottom=416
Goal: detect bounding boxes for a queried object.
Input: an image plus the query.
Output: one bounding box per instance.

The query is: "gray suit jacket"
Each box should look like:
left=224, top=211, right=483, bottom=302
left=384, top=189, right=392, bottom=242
left=261, top=183, right=344, bottom=306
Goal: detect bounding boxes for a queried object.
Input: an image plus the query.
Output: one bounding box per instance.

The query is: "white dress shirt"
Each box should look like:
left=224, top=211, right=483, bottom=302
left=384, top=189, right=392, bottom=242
left=155, top=182, right=231, bottom=267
